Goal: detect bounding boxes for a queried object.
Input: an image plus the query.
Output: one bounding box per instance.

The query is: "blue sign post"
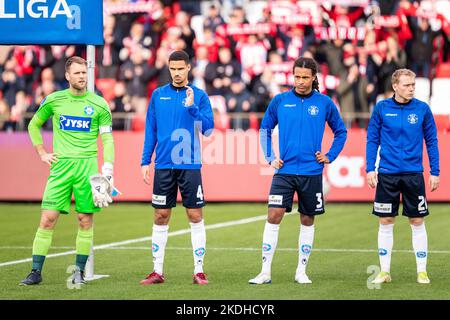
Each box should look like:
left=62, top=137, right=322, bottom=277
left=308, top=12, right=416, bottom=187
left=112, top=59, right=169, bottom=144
left=0, top=0, right=103, bottom=45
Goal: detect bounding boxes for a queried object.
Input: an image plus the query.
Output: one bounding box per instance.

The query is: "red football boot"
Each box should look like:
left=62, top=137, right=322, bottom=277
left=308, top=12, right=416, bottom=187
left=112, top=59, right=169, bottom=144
left=140, top=271, right=165, bottom=285
left=193, top=272, right=208, bottom=285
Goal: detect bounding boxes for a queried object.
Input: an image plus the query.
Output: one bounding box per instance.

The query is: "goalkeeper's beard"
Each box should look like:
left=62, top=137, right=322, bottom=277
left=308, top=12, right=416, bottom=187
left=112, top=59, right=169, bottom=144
left=71, top=82, right=87, bottom=92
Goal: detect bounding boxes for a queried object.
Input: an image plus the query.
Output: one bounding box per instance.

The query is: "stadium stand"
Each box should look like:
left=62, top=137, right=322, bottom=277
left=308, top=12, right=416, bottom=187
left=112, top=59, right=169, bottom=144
left=0, top=0, right=449, bottom=132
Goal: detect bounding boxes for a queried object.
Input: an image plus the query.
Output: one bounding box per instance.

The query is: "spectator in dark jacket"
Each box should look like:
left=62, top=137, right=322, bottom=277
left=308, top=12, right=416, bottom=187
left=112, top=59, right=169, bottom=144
left=407, top=16, right=443, bottom=77
left=225, top=77, right=254, bottom=130
left=204, top=47, right=242, bottom=96
left=203, top=4, right=224, bottom=32
left=0, top=57, right=25, bottom=108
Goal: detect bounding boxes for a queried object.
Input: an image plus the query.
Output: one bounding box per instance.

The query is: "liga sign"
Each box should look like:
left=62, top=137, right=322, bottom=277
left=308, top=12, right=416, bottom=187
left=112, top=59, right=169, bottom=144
left=0, top=0, right=103, bottom=45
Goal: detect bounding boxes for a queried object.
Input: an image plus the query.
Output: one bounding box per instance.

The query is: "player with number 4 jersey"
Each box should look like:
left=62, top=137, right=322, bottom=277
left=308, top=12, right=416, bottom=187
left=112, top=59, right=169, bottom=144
left=140, top=50, right=214, bottom=285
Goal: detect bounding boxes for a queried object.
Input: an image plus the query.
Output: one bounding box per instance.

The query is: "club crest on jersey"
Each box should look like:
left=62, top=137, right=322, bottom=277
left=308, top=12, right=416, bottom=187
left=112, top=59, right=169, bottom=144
left=59, top=115, right=91, bottom=132
left=408, top=113, right=418, bottom=124
left=84, top=105, right=95, bottom=116
left=308, top=105, right=319, bottom=116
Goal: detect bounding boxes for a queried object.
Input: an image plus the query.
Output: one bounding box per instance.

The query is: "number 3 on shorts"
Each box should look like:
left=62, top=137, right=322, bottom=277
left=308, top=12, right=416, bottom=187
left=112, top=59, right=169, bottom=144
left=316, top=193, right=323, bottom=209
left=197, top=185, right=204, bottom=201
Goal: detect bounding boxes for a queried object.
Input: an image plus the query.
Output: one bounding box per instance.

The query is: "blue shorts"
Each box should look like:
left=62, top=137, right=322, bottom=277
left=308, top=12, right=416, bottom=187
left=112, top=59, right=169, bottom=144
left=152, top=169, right=205, bottom=209
left=268, top=174, right=325, bottom=215
left=373, top=173, right=429, bottom=218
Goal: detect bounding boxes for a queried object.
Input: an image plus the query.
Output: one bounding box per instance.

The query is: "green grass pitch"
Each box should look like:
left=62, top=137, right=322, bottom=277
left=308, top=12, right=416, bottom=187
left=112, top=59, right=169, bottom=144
left=1, top=202, right=450, bottom=300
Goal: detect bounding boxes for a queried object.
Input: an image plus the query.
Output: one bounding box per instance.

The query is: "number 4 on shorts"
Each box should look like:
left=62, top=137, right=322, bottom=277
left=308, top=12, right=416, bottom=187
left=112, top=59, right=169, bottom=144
left=197, top=185, right=204, bottom=201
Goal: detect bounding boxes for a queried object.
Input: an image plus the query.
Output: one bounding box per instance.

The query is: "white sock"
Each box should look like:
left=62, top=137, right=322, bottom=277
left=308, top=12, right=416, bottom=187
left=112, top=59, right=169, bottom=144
left=190, top=220, right=206, bottom=274
left=152, top=224, right=169, bottom=275
left=261, top=222, right=280, bottom=275
left=296, top=224, right=315, bottom=275
left=378, top=223, right=394, bottom=273
left=411, top=223, right=428, bottom=273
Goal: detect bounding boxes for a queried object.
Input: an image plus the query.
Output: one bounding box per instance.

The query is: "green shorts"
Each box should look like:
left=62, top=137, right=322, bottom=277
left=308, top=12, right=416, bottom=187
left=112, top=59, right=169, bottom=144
left=42, top=157, right=100, bottom=214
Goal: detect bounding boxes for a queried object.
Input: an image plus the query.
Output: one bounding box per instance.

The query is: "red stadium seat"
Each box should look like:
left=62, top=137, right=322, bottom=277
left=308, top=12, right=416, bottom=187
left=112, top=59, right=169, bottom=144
left=210, top=95, right=230, bottom=131
left=434, top=114, right=450, bottom=133
left=213, top=113, right=230, bottom=132
left=131, top=114, right=146, bottom=132
left=95, top=78, right=116, bottom=104
left=436, top=63, right=450, bottom=78
left=249, top=112, right=259, bottom=130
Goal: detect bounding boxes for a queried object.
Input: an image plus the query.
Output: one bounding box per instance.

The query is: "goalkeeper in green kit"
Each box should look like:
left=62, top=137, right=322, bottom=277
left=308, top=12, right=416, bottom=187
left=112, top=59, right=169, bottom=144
left=20, top=56, right=115, bottom=286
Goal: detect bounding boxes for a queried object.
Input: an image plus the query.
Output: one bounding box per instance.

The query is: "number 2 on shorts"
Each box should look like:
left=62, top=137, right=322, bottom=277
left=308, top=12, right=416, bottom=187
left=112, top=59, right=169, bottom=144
left=418, top=195, right=427, bottom=211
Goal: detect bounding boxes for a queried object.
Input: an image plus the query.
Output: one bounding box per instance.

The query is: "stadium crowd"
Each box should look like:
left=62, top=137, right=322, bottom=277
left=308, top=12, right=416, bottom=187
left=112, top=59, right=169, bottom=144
left=0, top=0, right=449, bottom=132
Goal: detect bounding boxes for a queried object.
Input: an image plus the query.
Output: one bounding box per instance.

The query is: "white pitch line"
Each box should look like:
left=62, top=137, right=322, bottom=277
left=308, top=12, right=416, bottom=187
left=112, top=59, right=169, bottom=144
left=0, top=213, right=272, bottom=268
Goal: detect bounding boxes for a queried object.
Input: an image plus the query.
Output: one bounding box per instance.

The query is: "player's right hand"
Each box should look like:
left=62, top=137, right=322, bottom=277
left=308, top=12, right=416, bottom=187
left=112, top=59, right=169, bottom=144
left=141, top=165, right=151, bottom=185
left=185, top=86, right=194, bottom=106
left=271, top=159, right=284, bottom=169
left=367, top=171, right=378, bottom=188
left=40, top=153, right=58, bottom=166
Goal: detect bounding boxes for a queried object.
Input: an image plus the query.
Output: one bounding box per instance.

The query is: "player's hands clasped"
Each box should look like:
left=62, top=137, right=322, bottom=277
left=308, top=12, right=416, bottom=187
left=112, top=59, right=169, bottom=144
left=40, top=152, right=58, bottom=166
left=367, top=171, right=378, bottom=188
left=141, top=165, right=151, bottom=185
left=271, top=159, right=284, bottom=169
left=429, top=175, right=440, bottom=192
left=315, top=151, right=330, bottom=164
left=185, top=86, right=194, bottom=107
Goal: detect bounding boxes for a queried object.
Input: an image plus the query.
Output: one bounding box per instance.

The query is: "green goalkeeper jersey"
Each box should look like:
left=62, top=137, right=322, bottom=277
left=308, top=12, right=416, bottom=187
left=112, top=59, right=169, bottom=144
left=28, top=89, right=114, bottom=161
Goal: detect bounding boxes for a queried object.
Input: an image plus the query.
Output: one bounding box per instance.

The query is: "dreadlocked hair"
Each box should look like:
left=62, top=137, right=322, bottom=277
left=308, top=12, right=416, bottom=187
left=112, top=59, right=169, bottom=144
left=293, top=57, right=320, bottom=92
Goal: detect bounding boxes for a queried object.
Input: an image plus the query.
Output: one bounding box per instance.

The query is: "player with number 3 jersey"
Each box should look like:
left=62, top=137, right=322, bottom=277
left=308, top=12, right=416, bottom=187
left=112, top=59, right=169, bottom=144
left=249, top=57, right=347, bottom=285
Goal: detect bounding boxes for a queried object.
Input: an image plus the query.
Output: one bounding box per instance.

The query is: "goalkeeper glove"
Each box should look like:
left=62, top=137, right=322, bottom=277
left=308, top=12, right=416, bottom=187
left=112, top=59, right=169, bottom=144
left=89, top=174, right=113, bottom=208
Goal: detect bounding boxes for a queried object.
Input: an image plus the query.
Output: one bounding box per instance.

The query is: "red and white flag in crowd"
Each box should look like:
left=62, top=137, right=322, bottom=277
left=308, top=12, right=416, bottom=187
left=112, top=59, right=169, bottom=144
left=314, top=27, right=366, bottom=41
left=268, top=0, right=321, bottom=26
left=216, top=23, right=278, bottom=37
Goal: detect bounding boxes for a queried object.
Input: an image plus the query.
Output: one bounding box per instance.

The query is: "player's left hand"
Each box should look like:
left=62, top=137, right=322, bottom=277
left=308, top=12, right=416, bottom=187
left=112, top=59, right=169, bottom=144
left=315, top=151, right=330, bottom=164
left=429, top=175, right=440, bottom=192
left=185, top=86, right=194, bottom=107
left=89, top=174, right=113, bottom=208
left=141, top=165, right=151, bottom=185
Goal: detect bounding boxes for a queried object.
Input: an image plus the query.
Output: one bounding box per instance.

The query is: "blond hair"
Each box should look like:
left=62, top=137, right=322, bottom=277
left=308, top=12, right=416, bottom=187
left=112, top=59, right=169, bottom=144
left=65, top=56, right=87, bottom=72
left=391, top=69, right=416, bottom=85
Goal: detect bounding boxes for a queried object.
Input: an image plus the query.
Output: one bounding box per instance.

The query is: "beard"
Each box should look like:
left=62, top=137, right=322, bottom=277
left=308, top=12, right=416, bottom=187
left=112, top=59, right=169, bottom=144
left=71, top=81, right=87, bottom=91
